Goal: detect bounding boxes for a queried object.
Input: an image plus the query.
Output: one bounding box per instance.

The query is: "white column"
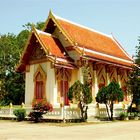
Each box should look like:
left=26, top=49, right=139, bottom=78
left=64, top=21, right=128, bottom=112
left=53, top=84, right=58, bottom=106
left=106, top=72, right=110, bottom=85
left=94, top=70, right=98, bottom=97
left=117, top=69, right=121, bottom=87
left=47, top=62, right=56, bottom=105
left=25, top=65, right=34, bottom=106
left=118, top=74, right=121, bottom=87
left=78, top=67, right=84, bottom=84
left=106, top=66, right=110, bottom=85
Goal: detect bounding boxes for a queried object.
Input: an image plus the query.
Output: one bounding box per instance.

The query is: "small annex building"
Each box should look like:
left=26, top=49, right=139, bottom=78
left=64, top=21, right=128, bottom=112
left=17, top=11, right=134, bottom=115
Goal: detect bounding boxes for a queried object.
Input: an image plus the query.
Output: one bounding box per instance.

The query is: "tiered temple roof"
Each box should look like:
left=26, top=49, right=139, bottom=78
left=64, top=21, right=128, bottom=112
left=16, top=11, right=134, bottom=72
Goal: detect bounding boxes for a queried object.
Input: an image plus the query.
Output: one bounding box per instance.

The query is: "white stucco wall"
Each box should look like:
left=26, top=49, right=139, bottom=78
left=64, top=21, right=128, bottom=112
left=46, top=62, right=57, bottom=105
left=77, top=67, right=83, bottom=84
left=70, top=70, right=78, bottom=86
left=25, top=62, right=57, bottom=106
left=25, top=65, right=34, bottom=105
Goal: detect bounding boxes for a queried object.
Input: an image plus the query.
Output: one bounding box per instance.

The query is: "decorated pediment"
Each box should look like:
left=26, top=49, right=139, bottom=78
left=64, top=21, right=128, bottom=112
left=30, top=44, right=47, bottom=61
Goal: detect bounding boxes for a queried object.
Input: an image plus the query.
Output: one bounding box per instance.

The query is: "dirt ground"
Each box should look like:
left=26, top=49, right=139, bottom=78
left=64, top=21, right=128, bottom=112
left=0, top=120, right=140, bottom=140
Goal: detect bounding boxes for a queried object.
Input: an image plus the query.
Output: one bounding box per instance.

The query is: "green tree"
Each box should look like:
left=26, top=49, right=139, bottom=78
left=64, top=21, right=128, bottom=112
left=96, top=81, right=124, bottom=120
left=127, top=37, right=140, bottom=111
left=68, top=60, right=92, bottom=121
left=0, top=21, right=45, bottom=105
left=17, top=21, right=45, bottom=50
left=22, top=22, right=45, bottom=31
left=135, top=37, right=140, bottom=64
left=17, top=30, right=29, bottom=50
left=68, top=80, right=92, bottom=121
left=0, top=33, right=25, bottom=105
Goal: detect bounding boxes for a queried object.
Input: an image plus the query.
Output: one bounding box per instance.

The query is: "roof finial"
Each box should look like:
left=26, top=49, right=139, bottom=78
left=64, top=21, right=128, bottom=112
left=110, top=32, right=114, bottom=37
left=31, top=23, right=36, bottom=30
left=49, top=9, right=53, bottom=16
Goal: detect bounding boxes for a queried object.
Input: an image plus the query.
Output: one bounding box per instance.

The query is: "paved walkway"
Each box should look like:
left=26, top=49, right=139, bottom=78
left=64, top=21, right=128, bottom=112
left=0, top=120, right=140, bottom=140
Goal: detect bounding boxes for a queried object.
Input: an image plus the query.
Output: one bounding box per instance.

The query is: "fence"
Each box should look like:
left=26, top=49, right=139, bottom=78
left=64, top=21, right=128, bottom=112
left=97, top=103, right=128, bottom=118
left=0, top=104, right=81, bottom=120
left=0, top=103, right=128, bottom=120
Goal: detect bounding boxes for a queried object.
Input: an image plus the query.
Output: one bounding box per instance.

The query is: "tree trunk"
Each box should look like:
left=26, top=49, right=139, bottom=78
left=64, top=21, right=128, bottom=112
left=105, top=104, right=111, bottom=120
left=84, top=105, right=88, bottom=120
left=79, top=101, right=84, bottom=121
left=110, top=101, right=114, bottom=121
left=79, top=101, right=88, bottom=122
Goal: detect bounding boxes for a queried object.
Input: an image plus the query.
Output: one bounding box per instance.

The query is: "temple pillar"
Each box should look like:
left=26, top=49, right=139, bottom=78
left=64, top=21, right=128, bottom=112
left=53, top=83, right=58, bottom=106
left=92, top=64, right=98, bottom=98
left=94, top=70, right=98, bottom=97
left=78, top=67, right=84, bottom=84
left=106, top=73, right=110, bottom=85
left=106, top=66, right=110, bottom=85
left=117, top=69, right=121, bottom=87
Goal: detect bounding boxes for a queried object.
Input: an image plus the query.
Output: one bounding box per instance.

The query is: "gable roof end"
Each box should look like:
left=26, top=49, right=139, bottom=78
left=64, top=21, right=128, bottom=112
left=44, top=12, right=133, bottom=67
left=16, top=26, right=75, bottom=72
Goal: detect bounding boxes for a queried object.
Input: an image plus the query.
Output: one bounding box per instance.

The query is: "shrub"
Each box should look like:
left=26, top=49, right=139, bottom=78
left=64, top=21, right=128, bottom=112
left=28, top=101, right=53, bottom=123
left=134, top=112, right=138, bottom=117
left=13, top=108, right=26, bottom=121
left=128, top=112, right=139, bottom=120
left=119, top=112, right=128, bottom=120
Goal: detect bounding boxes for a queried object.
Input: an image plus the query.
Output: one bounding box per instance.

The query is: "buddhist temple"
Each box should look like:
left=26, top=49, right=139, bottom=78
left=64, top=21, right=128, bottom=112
left=16, top=11, right=134, bottom=115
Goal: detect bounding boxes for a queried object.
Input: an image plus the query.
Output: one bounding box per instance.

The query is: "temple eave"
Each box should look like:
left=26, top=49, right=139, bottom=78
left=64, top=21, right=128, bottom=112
left=84, top=55, right=133, bottom=70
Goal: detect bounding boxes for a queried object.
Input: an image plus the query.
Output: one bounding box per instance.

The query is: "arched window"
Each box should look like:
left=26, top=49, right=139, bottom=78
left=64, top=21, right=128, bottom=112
left=34, top=65, right=46, bottom=101
left=56, top=68, right=71, bottom=106
left=35, top=72, right=43, bottom=99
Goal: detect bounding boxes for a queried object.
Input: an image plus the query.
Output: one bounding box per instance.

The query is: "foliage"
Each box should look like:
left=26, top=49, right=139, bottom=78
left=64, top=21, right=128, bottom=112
left=17, top=30, right=29, bottom=49
left=0, top=33, right=25, bottom=105
left=135, top=37, right=140, bottom=64
left=22, top=22, right=45, bottom=31
left=119, top=112, right=128, bottom=120
left=127, top=37, right=140, bottom=112
left=28, top=101, right=53, bottom=123
left=96, top=81, right=124, bottom=120
left=13, top=108, right=26, bottom=121
left=3, top=73, right=25, bottom=105
left=68, top=80, right=83, bottom=102
left=0, top=21, right=44, bottom=105
left=128, top=112, right=139, bottom=120
left=83, top=83, right=92, bottom=104
left=68, top=80, right=92, bottom=121
left=68, top=60, right=92, bottom=121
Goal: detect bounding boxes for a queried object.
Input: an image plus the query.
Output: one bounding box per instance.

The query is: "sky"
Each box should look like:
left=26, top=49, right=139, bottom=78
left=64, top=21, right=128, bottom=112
left=0, top=0, right=139, bottom=57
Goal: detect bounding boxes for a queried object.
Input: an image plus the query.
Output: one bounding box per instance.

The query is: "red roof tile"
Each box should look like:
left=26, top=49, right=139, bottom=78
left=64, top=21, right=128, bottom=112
left=37, top=30, right=64, bottom=58
left=37, top=30, right=76, bottom=67
left=56, top=18, right=133, bottom=63
left=84, top=51, right=133, bottom=67
left=16, top=29, right=75, bottom=72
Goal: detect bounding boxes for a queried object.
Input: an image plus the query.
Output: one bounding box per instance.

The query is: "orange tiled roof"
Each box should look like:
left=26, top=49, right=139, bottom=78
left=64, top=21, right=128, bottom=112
left=55, top=17, right=133, bottom=62
left=16, top=28, right=76, bottom=72
left=84, top=50, right=133, bottom=68
left=36, top=30, right=76, bottom=68
left=36, top=30, right=64, bottom=58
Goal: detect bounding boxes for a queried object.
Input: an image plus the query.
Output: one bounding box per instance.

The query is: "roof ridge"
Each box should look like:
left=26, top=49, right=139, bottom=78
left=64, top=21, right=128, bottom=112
left=35, top=29, right=57, bottom=39
left=49, top=12, right=134, bottom=65
left=111, top=34, right=134, bottom=61
left=53, top=13, right=112, bottom=39
left=35, top=28, right=56, bottom=38
left=36, top=29, right=52, bottom=36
